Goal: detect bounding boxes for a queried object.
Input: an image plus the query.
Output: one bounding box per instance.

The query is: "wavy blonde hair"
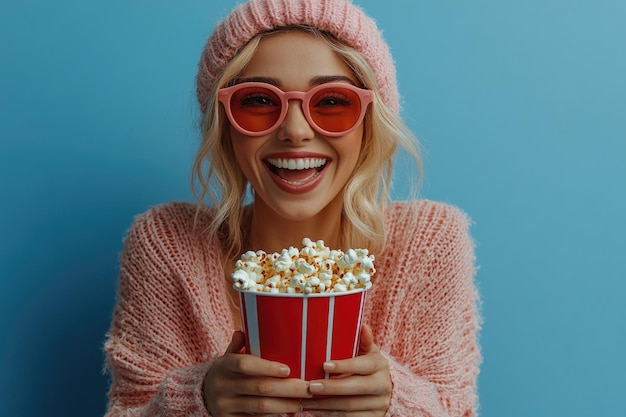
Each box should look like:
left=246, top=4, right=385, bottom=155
left=192, top=26, right=421, bottom=259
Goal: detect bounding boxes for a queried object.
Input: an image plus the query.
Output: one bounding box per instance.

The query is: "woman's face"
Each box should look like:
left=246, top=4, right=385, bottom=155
left=228, top=30, right=364, bottom=222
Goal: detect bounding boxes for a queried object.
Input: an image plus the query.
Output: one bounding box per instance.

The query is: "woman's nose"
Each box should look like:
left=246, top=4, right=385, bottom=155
left=276, top=100, right=315, bottom=143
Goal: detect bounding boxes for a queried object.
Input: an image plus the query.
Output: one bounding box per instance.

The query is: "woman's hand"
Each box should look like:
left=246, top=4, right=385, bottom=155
left=203, top=331, right=311, bottom=416
left=300, top=324, right=392, bottom=417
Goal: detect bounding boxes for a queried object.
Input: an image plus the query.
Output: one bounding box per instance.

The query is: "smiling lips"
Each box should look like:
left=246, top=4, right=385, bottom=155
left=264, top=155, right=329, bottom=193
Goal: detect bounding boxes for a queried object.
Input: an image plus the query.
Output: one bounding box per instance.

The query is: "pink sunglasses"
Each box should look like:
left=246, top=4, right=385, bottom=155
left=218, top=82, right=374, bottom=137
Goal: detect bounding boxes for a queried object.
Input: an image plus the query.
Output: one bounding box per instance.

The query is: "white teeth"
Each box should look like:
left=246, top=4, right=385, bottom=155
left=267, top=158, right=327, bottom=170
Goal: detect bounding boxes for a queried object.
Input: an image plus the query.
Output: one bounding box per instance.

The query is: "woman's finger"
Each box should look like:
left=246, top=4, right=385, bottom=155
left=308, top=373, right=390, bottom=397
left=220, top=395, right=303, bottom=415
left=323, top=350, right=387, bottom=376
left=359, top=324, right=374, bottom=353
left=234, top=376, right=311, bottom=398
left=225, top=331, right=246, bottom=354
left=302, top=394, right=389, bottom=413
left=221, top=352, right=292, bottom=377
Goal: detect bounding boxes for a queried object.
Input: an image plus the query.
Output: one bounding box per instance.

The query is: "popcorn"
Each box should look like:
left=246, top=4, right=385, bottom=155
left=232, top=239, right=375, bottom=294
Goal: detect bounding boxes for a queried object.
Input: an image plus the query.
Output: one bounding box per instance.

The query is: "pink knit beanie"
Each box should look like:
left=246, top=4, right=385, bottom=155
left=196, top=0, right=398, bottom=115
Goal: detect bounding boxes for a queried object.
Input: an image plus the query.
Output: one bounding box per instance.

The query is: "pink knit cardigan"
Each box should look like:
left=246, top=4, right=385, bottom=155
left=103, top=200, right=481, bottom=416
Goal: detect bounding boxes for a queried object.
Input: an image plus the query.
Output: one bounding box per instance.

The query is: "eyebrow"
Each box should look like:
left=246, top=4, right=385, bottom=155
left=235, top=76, right=281, bottom=86
left=309, top=75, right=357, bottom=86
left=234, top=75, right=358, bottom=88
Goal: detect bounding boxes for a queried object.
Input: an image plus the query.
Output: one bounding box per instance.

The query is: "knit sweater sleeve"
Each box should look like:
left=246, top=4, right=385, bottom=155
left=103, top=204, right=229, bottom=417
left=373, top=201, right=481, bottom=417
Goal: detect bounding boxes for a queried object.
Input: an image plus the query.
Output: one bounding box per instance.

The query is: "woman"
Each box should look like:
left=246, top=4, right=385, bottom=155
left=104, top=1, right=481, bottom=416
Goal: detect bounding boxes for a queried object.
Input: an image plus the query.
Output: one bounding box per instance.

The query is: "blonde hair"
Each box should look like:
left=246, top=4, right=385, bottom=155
left=192, top=26, right=421, bottom=259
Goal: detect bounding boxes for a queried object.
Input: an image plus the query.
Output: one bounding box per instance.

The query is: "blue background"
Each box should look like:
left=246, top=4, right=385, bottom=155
left=1, top=1, right=624, bottom=416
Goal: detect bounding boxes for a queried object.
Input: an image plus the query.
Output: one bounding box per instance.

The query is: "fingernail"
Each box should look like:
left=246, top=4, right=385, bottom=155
left=323, top=361, right=336, bottom=371
left=309, top=382, right=324, bottom=393
left=301, top=399, right=319, bottom=409
left=278, top=365, right=290, bottom=376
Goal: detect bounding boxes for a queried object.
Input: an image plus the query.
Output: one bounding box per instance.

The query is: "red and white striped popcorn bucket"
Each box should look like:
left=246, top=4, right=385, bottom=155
left=235, top=287, right=369, bottom=381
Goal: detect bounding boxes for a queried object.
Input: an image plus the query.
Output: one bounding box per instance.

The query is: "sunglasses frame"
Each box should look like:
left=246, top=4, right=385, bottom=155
left=218, top=82, right=374, bottom=137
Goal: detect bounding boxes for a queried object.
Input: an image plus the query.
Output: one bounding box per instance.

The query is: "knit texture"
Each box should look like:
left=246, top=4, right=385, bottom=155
left=103, top=200, right=481, bottom=417
left=196, top=0, right=399, bottom=114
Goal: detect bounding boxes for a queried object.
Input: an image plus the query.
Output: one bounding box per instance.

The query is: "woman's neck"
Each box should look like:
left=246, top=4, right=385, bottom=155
left=244, top=197, right=344, bottom=253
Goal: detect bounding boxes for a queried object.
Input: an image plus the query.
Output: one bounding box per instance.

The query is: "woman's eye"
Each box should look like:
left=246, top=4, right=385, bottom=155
left=314, top=94, right=352, bottom=108
left=240, top=94, right=277, bottom=107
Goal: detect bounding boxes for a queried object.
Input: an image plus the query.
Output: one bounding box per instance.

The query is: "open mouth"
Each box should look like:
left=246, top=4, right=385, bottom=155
left=265, top=157, right=328, bottom=185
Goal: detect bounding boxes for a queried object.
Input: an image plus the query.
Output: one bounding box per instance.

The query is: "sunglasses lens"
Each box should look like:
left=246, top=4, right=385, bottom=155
left=229, top=86, right=282, bottom=133
left=309, top=87, right=362, bottom=133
